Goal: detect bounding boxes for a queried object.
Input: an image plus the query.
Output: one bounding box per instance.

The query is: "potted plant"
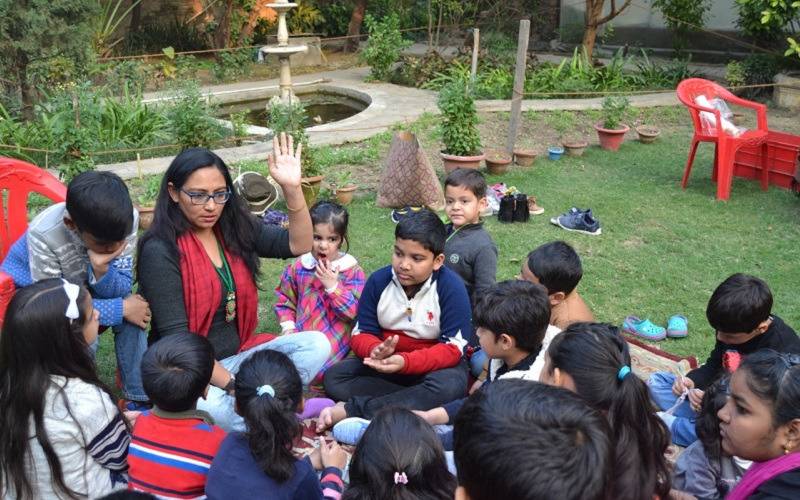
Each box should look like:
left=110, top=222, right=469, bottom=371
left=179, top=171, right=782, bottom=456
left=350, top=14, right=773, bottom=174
left=562, top=136, right=588, bottom=157
left=635, top=125, right=660, bottom=144
left=594, top=96, right=630, bottom=151
left=438, top=77, right=484, bottom=173
left=485, top=150, right=512, bottom=175
left=267, top=96, right=323, bottom=205
left=135, top=175, right=162, bottom=231
left=331, top=170, right=358, bottom=205
left=513, top=148, right=537, bottom=167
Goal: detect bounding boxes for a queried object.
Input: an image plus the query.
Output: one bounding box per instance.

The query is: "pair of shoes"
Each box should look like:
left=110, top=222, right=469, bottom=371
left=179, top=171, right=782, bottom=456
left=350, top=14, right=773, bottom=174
left=333, top=417, right=371, bottom=445
left=623, top=315, right=689, bottom=341
left=550, top=207, right=601, bottom=236
left=391, top=205, right=425, bottom=224
left=527, top=196, right=545, bottom=215
left=119, top=400, right=152, bottom=412
left=498, top=194, right=530, bottom=223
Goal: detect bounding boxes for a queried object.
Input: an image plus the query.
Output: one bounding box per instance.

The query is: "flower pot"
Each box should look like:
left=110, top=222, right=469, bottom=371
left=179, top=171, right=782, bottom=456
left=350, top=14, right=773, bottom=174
left=548, top=146, right=564, bottom=160
left=635, top=125, right=660, bottom=144
left=440, top=151, right=486, bottom=173
left=562, top=140, right=588, bottom=157
left=301, top=175, right=324, bottom=207
left=513, top=149, right=537, bottom=167
left=485, top=151, right=512, bottom=175
left=334, top=184, right=357, bottom=205
left=136, top=206, right=155, bottom=231
left=594, top=123, right=630, bottom=151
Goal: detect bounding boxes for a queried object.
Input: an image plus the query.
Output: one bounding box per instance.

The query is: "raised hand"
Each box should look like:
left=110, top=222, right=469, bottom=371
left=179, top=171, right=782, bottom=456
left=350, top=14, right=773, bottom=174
left=369, top=334, right=399, bottom=360
left=267, top=132, right=303, bottom=189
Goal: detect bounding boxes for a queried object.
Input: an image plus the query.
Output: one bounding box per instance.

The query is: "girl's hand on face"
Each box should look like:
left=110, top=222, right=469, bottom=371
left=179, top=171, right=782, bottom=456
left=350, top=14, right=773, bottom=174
left=315, top=259, right=339, bottom=290
left=267, top=132, right=303, bottom=189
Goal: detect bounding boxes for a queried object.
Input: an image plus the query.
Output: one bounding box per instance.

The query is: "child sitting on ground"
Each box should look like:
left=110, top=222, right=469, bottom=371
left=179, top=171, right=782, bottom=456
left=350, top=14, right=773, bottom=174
left=413, top=280, right=554, bottom=450
left=718, top=349, right=800, bottom=499
left=442, top=168, right=498, bottom=378
left=649, top=273, right=800, bottom=447
left=520, top=241, right=594, bottom=330
left=128, top=334, right=226, bottom=498
left=541, top=322, right=672, bottom=500
left=205, top=350, right=347, bottom=499
left=0, top=279, right=131, bottom=498
left=672, top=376, right=751, bottom=499
left=1, top=171, right=150, bottom=409
left=343, top=407, right=455, bottom=500
left=318, top=209, right=473, bottom=431
left=274, top=201, right=366, bottom=391
left=453, top=380, right=612, bottom=500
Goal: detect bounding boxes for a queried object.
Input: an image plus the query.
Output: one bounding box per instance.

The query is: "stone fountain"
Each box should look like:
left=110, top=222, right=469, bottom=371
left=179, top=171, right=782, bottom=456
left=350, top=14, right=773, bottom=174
left=261, top=0, right=307, bottom=102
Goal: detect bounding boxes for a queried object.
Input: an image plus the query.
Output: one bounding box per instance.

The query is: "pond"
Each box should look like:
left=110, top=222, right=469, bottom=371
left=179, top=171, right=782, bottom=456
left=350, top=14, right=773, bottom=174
left=224, top=91, right=368, bottom=128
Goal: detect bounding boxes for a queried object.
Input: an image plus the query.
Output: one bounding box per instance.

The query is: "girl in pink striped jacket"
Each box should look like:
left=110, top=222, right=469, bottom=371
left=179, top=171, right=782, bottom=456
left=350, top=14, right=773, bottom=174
left=274, top=201, right=366, bottom=390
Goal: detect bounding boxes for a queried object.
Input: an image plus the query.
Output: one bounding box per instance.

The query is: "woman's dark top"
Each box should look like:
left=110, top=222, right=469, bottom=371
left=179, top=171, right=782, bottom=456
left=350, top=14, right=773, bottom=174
left=139, top=224, right=293, bottom=359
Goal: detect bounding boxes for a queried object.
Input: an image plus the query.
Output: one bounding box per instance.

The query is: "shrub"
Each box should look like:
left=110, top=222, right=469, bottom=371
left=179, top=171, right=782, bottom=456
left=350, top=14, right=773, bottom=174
left=102, top=59, right=150, bottom=95
left=165, top=81, right=224, bottom=149
left=726, top=60, right=746, bottom=88
left=287, top=3, right=326, bottom=34
left=438, top=77, right=481, bottom=156
left=212, top=49, right=254, bottom=83
left=361, top=14, right=412, bottom=81
left=600, top=96, right=629, bottom=130
left=123, top=19, right=209, bottom=55
left=267, top=96, right=319, bottom=177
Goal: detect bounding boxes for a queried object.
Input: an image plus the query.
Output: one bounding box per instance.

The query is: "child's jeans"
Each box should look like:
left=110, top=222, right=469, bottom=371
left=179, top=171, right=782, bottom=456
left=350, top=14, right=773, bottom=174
left=198, top=331, right=330, bottom=432
left=648, top=371, right=699, bottom=447
left=89, top=321, right=148, bottom=402
left=324, top=358, right=468, bottom=420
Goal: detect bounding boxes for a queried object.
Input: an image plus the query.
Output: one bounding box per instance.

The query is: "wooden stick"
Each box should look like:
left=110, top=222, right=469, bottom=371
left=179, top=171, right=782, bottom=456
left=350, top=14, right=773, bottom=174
left=506, top=20, right=530, bottom=155
left=470, top=28, right=480, bottom=83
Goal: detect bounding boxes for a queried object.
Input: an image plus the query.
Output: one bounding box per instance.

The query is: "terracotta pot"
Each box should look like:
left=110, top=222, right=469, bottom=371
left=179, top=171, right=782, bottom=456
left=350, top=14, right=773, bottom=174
left=594, top=123, right=630, bottom=151
left=485, top=152, right=512, bottom=175
left=334, top=185, right=357, bottom=205
left=137, top=206, right=155, bottom=231
left=440, top=151, right=486, bottom=173
left=513, top=149, right=537, bottom=167
left=562, top=140, right=588, bottom=157
left=301, top=175, right=324, bottom=207
left=636, top=125, right=660, bottom=144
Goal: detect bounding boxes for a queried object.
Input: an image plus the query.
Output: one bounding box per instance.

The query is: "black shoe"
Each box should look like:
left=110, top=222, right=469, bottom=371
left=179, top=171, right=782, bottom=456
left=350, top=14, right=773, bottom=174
left=498, top=195, right=515, bottom=223
left=512, top=194, right=530, bottom=222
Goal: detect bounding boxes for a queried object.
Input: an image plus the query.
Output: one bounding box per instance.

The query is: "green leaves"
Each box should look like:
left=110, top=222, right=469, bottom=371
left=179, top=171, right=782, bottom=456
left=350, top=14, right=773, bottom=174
left=361, top=14, right=412, bottom=82
left=437, top=78, right=481, bottom=156
left=601, top=96, right=629, bottom=130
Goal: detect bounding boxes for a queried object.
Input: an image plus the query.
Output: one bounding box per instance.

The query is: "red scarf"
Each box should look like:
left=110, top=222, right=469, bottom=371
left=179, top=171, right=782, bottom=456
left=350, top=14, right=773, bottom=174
left=177, top=231, right=272, bottom=352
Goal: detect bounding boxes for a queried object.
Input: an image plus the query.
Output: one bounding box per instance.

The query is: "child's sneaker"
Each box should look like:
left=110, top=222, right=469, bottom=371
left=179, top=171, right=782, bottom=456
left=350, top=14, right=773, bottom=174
left=498, top=195, right=515, bottom=223
left=549, top=207, right=582, bottom=225
left=512, top=194, right=530, bottom=222
left=552, top=208, right=602, bottom=236
left=623, top=315, right=666, bottom=341
left=528, top=196, right=545, bottom=215
left=332, top=417, right=371, bottom=445
left=666, top=315, right=688, bottom=338
left=391, top=206, right=424, bottom=224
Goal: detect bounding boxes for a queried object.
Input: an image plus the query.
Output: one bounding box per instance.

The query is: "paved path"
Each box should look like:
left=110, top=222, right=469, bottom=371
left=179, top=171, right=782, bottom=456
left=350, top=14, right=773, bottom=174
left=99, top=66, right=679, bottom=179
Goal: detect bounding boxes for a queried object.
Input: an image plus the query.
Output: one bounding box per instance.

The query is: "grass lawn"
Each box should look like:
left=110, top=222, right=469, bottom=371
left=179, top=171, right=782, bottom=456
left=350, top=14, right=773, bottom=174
left=98, top=105, right=800, bottom=387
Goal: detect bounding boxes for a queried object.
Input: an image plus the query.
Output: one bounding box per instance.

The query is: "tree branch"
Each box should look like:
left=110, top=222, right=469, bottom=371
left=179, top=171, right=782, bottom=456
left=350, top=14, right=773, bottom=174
left=597, top=0, right=632, bottom=26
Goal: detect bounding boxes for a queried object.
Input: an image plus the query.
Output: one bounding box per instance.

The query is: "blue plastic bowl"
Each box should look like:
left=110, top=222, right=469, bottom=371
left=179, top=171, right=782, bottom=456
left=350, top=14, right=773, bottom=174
left=548, top=146, right=565, bottom=160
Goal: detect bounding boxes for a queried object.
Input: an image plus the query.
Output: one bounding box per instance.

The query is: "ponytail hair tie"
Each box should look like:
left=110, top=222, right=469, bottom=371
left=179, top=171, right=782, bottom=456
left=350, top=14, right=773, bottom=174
left=617, top=365, right=631, bottom=381
left=256, top=384, right=275, bottom=398
left=394, top=472, right=408, bottom=485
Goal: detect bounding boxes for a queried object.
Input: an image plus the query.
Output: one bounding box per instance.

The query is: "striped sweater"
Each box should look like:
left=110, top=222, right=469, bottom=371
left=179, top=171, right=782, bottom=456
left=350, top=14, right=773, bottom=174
left=1, top=377, right=130, bottom=499
left=274, top=252, right=366, bottom=382
left=128, top=408, right=226, bottom=499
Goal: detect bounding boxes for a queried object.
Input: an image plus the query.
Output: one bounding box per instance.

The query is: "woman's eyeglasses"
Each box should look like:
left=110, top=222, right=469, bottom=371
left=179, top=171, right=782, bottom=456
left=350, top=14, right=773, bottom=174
left=181, top=189, right=231, bottom=205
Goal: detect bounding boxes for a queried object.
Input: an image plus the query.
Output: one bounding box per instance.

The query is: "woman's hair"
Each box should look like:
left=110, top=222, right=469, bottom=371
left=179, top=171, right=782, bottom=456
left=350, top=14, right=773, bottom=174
left=234, top=349, right=303, bottom=483
left=545, top=322, right=671, bottom=500
left=137, top=148, right=261, bottom=279
left=310, top=200, right=350, bottom=252
left=343, top=407, right=456, bottom=500
left=696, top=376, right=730, bottom=464
left=0, top=279, right=118, bottom=500
left=738, top=349, right=800, bottom=428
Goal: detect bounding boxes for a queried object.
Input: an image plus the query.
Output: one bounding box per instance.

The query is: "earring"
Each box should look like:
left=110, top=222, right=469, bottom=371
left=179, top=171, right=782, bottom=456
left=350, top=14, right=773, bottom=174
left=784, top=444, right=791, bottom=455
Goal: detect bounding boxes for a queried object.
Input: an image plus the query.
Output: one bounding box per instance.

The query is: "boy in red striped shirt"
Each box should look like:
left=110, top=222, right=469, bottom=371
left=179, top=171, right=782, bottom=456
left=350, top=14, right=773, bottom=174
left=128, top=334, right=226, bottom=499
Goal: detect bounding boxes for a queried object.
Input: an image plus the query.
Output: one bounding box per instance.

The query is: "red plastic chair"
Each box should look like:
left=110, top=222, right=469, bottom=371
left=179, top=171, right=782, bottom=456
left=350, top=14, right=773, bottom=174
left=0, top=157, right=67, bottom=326
left=676, top=78, right=769, bottom=201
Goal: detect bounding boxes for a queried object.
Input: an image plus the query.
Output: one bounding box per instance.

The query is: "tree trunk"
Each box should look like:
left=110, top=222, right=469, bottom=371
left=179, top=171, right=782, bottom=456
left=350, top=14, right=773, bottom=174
left=129, top=0, right=142, bottom=33
left=188, top=0, right=216, bottom=48
left=214, top=0, right=235, bottom=49
left=582, top=0, right=633, bottom=60
left=345, top=0, right=368, bottom=52
left=582, top=23, right=598, bottom=60
left=16, top=51, right=33, bottom=121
